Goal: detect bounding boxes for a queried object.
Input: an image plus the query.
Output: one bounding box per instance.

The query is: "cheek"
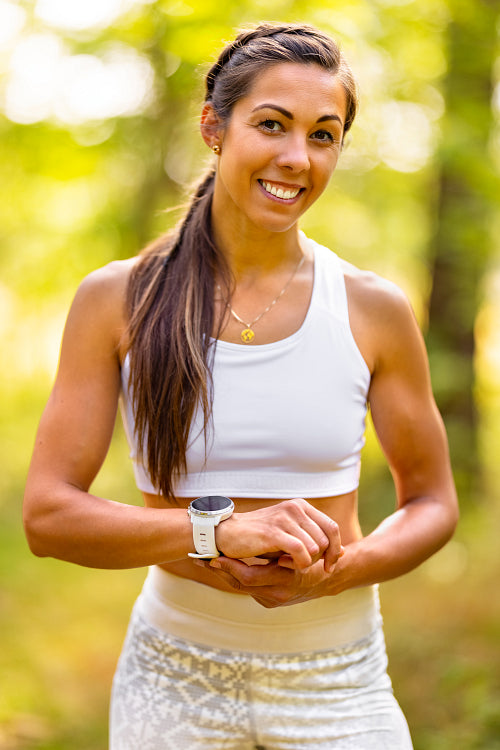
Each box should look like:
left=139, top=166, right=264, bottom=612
left=317, top=152, right=340, bottom=183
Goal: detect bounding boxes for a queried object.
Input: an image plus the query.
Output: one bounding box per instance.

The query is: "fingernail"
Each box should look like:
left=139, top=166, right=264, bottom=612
left=209, top=559, right=221, bottom=569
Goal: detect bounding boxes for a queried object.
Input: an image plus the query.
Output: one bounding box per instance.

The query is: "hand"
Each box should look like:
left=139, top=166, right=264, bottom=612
left=199, top=555, right=342, bottom=608
left=215, top=498, right=341, bottom=572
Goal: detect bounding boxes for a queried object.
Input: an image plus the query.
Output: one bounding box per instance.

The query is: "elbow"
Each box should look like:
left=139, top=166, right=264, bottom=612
left=23, top=512, right=50, bottom=558
left=450, top=501, right=460, bottom=535
left=25, top=537, right=49, bottom=559
left=448, top=484, right=460, bottom=534
left=447, top=503, right=460, bottom=543
left=438, top=492, right=460, bottom=548
left=23, top=489, right=57, bottom=558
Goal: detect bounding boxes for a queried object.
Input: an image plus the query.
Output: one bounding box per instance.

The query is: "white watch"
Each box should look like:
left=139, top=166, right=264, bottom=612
left=187, top=495, right=234, bottom=559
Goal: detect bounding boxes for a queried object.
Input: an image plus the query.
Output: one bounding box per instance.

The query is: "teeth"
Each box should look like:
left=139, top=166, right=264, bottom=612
left=261, top=181, right=300, bottom=200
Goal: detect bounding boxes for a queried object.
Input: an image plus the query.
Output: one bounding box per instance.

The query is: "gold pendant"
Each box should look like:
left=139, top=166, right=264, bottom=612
left=241, top=328, right=255, bottom=344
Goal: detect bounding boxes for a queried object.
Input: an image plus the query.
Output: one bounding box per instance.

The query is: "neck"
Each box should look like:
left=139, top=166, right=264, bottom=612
left=210, top=208, right=304, bottom=282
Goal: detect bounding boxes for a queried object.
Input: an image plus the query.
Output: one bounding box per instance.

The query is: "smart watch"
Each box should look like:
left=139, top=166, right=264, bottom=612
left=187, top=495, right=234, bottom=559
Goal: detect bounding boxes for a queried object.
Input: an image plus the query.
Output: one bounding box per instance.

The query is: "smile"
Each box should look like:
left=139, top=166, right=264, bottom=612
left=259, top=180, right=303, bottom=201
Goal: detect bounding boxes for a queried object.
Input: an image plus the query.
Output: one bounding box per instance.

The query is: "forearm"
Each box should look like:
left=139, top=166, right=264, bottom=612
left=23, top=485, right=193, bottom=569
left=327, top=495, right=459, bottom=595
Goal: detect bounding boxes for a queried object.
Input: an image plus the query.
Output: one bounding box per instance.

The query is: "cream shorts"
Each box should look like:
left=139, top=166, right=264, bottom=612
left=110, top=568, right=413, bottom=749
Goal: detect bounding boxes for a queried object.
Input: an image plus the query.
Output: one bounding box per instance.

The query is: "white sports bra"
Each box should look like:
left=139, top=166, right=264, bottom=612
left=120, top=236, right=371, bottom=499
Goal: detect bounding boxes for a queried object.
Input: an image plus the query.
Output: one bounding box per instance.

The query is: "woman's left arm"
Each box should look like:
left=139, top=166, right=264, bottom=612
left=202, top=278, right=459, bottom=605
left=327, top=277, right=459, bottom=593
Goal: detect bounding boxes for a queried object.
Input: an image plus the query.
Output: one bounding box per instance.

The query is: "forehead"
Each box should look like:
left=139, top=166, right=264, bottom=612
left=234, top=62, right=347, bottom=123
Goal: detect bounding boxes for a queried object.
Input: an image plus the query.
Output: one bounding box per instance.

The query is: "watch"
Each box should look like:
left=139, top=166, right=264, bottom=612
left=187, top=495, right=234, bottom=559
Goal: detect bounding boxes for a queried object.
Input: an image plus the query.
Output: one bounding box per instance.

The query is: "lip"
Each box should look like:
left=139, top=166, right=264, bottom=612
left=258, top=179, right=306, bottom=203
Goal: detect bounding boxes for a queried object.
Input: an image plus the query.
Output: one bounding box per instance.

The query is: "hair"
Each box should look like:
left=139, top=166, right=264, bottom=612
left=125, top=22, right=358, bottom=500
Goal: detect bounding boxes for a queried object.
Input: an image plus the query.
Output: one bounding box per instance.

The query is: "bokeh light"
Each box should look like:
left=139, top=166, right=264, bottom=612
left=5, top=34, right=155, bottom=125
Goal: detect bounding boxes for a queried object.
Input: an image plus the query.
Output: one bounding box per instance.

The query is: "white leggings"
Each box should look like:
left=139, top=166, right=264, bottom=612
left=110, top=568, right=413, bottom=750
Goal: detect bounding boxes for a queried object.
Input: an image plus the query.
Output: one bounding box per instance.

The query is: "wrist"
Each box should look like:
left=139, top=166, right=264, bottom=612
left=187, top=495, right=234, bottom=559
left=324, top=543, right=358, bottom=595
left=214, top=513, right=237, bottom=556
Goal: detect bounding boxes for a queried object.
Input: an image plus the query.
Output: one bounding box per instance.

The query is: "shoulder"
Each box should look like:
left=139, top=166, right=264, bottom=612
left=76, top=257, right=137, bottom=303
left=339, top=258, right=422, bottom=375
left=311, top=239, right=410, bottom=316
left=341, top=259, right=412, bottom=318
left=66, top=257, right=139, bottom=359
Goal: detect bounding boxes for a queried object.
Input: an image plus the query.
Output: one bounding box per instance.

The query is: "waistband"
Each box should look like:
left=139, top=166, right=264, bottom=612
left=135, top=566, right=382, bottom=654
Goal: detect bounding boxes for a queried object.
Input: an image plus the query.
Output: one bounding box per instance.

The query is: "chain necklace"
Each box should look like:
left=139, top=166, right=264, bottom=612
left=220, top=254, right=305, bottom=344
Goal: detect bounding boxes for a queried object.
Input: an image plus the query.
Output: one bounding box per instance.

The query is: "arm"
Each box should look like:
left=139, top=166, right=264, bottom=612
left=202, top=277, right=459, bottom=604
left=23, top=262, right=194, bottom=568
left=24, top=263, right=340, bottom=570
left=330, top=279, right=459, bottom=593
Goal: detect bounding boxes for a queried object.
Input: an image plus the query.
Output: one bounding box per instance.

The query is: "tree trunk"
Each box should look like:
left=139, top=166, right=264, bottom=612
left=427, top=0, right=499, bottom=501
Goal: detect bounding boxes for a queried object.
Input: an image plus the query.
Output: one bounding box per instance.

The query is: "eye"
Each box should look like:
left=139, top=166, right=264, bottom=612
left=311, top=129, right=337, bottom=144
left=259, top=119, right=283, bottom=133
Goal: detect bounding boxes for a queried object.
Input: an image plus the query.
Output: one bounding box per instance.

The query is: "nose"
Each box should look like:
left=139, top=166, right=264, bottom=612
left=276, top=133, right=310, bottom=173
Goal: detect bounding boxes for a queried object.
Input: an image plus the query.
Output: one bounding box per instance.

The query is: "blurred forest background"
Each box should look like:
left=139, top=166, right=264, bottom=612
left=1, top=0, right=499, bottom=748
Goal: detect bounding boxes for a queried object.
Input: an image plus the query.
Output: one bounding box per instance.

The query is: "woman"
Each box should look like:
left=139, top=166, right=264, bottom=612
left=24, top=22, right=458, bottom=750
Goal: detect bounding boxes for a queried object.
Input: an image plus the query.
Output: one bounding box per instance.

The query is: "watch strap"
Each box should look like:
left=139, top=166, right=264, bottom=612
left=188, top=516, right=220, bottom=559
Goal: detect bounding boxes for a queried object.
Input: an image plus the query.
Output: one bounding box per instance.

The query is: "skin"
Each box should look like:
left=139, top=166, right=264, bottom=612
left=23, top=62, right=458, bottom=608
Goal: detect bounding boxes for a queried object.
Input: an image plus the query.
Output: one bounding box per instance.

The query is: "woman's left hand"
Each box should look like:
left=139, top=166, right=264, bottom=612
left=198, top=554, right=342, bottom=608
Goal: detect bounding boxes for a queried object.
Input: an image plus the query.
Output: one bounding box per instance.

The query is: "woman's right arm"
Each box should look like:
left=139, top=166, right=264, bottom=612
left=23, top=261, right=197, bottom=569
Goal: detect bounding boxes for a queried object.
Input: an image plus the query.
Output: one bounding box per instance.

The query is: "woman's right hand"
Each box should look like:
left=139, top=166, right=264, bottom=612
left=215, top=498, right=342, bottom=573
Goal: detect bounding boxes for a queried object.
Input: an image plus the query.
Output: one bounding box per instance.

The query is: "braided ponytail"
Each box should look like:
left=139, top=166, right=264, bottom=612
left=205, top=23, right=358, bottom=135
left=125, top=167, right=230, bottom=500
left=125, top=22, right=358, bottom=501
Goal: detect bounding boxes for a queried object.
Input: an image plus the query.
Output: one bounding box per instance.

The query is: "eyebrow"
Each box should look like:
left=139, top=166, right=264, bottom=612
left=251, top=103, right=343, bottom=126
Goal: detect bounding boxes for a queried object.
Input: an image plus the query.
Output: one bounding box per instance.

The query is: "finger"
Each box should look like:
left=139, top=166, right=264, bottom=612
left=268, top=531, right=315, bottom=569
left=300, top=506, right=342, bottom=569
left=277, top=553, right=295, bottom=569
left=195, top=557, right=248, bottom=592
left=264, top=501, right=326, bottom=567
left=279, top=541, right=344, bottom=575
left=321, top=520, right=342, bottom=571
left=278, top=499, right=341, bottom=566
left=251, top=589, right=294, bottom=608
left=276, top=553, right=316, bottom=571
left=324, top=543, right=345, bottom=574
left=290, top=516, right=329, bottom=561
left=211, top=557, right=294, bottom=589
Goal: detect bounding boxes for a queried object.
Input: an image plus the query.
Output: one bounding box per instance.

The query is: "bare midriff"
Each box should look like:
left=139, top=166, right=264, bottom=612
left=142, top=491, right=362, bottom=593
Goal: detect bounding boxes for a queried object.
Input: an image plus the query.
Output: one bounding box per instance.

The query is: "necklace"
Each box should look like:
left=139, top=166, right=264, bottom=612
left=220, top=254, right=305, bottom=344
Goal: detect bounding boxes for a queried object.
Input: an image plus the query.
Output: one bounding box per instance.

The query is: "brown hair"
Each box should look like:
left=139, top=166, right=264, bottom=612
left=125, top=22, right=358, bottom=500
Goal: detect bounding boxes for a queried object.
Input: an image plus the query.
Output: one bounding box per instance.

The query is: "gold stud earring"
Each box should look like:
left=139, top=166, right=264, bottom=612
left=212, top=144, right=221, bottom=154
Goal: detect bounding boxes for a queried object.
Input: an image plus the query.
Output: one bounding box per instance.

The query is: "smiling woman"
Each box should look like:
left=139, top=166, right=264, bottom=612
left=206, top=62, right=346, bottom=236
left=24, top=21, right=458, bottom=750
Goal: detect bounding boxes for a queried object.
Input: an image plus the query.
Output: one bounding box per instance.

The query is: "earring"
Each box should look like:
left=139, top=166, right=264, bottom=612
left=212, top=144, right=221, bottom=154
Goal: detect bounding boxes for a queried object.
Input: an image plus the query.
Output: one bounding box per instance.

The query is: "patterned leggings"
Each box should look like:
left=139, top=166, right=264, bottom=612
left=110, top=608, right=413, bottom=749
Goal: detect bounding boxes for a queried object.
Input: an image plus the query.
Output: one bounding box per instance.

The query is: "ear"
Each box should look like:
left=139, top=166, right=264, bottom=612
left=200, top=102, right=223, bottom=149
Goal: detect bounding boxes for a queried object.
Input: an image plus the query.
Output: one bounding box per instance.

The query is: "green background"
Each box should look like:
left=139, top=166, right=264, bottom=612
left=1, top=0, right=499, bottom=747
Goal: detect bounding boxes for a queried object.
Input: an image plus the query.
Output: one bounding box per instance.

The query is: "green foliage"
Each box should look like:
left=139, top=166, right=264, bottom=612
left=1, top=0, right=499, bottom=747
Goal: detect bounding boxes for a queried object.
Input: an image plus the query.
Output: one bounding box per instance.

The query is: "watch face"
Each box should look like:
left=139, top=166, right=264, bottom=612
left=192, top=495, right=232, bottom=512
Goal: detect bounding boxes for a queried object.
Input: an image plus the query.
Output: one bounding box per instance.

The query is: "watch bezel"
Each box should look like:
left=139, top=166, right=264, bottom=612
left=188, top=495, right=234, bottom=517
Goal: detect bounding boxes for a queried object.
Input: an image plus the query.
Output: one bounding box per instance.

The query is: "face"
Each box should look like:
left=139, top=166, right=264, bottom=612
left=206, top=62, right=347, bottom=236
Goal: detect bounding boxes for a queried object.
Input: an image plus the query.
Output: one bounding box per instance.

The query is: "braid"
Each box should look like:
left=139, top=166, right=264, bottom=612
left=204, top=22, right=358, bottom=134
left=205, top=24, right=298, bottom=99
left=163, top=168, right=216, bottom=269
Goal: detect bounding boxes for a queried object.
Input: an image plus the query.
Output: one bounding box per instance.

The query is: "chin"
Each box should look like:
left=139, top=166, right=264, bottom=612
left=250, top=213, right=302, bottom=234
